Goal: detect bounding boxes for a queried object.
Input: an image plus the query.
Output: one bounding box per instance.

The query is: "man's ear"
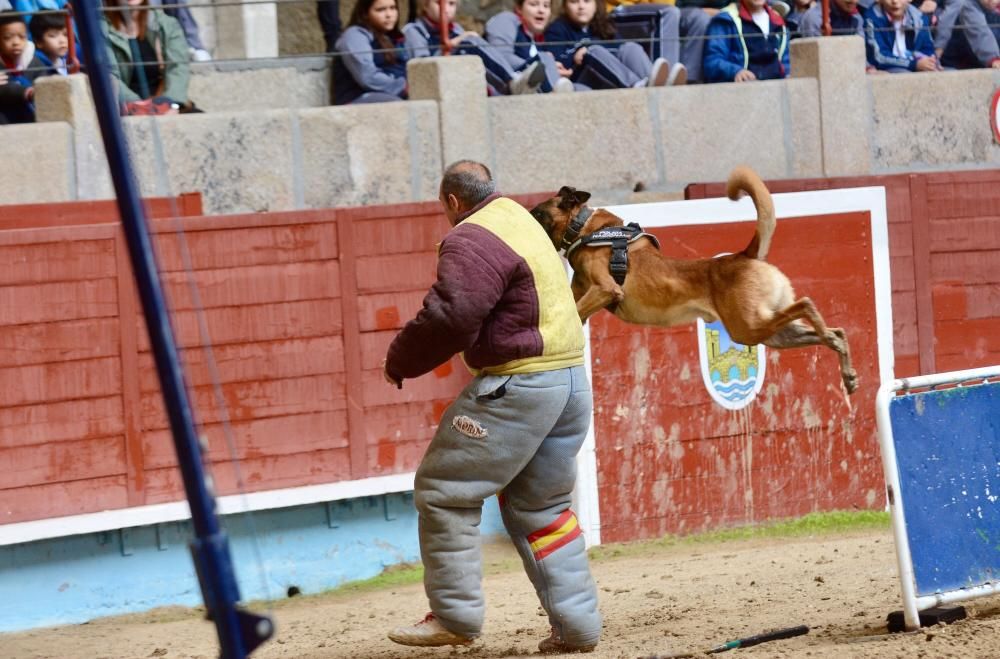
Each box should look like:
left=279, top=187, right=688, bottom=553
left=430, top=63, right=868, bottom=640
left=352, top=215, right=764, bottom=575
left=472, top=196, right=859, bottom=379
left=446, top=193, right=463, bottom=214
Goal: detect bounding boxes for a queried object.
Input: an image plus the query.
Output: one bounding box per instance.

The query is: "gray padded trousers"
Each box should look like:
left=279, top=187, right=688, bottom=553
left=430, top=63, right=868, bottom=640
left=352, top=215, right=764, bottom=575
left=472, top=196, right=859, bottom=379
left=414, top=365, right=602, bottom=647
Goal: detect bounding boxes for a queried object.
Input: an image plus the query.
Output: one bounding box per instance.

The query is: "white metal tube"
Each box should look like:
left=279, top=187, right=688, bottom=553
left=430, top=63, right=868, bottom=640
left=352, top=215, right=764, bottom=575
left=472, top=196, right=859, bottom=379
left=876, top=384, right=921, bottom=631
left=896, top=366, right=1000, bottom=391
left=915, top=581, right=1000, bottom=610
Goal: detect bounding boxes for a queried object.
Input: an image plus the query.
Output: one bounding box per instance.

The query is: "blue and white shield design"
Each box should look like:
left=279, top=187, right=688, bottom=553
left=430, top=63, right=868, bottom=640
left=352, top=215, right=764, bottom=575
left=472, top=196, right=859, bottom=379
left=696, top=319, right=766, bottom=410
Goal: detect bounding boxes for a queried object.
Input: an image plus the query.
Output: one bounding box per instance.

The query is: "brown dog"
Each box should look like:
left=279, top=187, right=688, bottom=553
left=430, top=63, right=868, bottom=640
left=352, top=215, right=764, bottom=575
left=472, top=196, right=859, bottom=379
left=530, top=166, right=858, bottom=395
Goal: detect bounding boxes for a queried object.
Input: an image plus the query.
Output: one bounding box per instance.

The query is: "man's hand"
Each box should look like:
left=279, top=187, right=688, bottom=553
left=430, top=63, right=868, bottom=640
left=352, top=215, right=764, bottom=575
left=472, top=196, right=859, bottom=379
left=734, top=69, right=757, bottom=82
left=382, top=360, right=402, bottom=389
left=573, top=47, right=588, bottom=67
left=556, top=62, right=573, bottom=77
left=915, top=55, right=938, bottom=72
left=991, top=59, right=1000, bottom=69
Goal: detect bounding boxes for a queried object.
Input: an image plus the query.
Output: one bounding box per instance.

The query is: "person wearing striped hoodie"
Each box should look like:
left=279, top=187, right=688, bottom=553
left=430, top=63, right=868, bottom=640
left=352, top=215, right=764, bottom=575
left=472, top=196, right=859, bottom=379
left=385, top=160, right=602, bottom=654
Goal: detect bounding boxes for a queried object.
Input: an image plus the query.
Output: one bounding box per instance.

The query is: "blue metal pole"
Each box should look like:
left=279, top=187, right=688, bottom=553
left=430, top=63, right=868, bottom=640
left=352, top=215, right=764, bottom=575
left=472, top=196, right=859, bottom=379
left=71, top=2, right=273, bottom=657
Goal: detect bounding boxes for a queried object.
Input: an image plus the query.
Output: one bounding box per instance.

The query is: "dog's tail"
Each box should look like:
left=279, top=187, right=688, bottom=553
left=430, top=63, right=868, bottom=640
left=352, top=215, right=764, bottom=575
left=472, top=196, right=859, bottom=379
left=727, top=166, right=775, bottom=261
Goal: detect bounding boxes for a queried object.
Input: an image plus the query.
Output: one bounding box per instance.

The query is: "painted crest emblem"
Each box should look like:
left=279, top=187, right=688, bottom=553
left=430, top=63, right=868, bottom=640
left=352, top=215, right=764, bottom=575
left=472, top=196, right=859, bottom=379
left=697, top=318, right=766, bottom=410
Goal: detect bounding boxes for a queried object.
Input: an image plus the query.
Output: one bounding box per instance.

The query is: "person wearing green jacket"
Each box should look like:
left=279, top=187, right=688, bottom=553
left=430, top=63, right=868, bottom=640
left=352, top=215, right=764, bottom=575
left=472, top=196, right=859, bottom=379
left=102, top=0, right=191, bottom=111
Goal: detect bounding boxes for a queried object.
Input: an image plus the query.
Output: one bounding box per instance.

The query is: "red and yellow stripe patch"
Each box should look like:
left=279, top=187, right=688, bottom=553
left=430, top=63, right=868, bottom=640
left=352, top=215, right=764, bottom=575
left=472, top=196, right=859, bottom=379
left=528, top=510, right=582, bottom=561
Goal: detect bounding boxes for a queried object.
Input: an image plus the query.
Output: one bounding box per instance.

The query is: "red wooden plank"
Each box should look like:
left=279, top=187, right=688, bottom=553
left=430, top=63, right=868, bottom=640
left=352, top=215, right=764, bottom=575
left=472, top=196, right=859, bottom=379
left=908, top=175, right=936, bottom=375
left=0, top=278, right=118, bottom=327
left=140, top=373, right=348, bottom=429
left=926, top=179, right=1000, bottom=219
left=0, top=317, right=118, bottom=368
left=0, top=396, right=124, bottom=449
left=934, top=318, right=1000, bottom=357
left=0, top=193, right=202, bottom=229
left=0, top=239, right=116, bottom=286
left=931, top=251, right=1000, bottom=285
left=335, top=214, right=369, bottom=481
left=357, top=291, right=427, bottom=332
left=355, top=252, right=438, bottom=294
left=149, top=223, right=338, bottom=273
left=138, top=336, right=345, bottom=391
left=0, top=435, right=126, bottom=490
left=930, top=216, right=1000, bottom=253
left=143, top=447, right=353, bottom=503
left=936, top=352, right=1000, bottom=373
left=141, top=410, right=350, bottom=470
left=159, top=261, right=341, bottom=311
left=353, top=214, right=450, bottom=256
left=136, top=300, right=343, bottom=350
left=364, top=400, right=452, bottom=447
left=891, top=255, right=916, bottom=292
left=933, top=282, right=1000, bottom=321
left=0, top=357, right=121, bottom=407
left=0, top=475, right=128, bottom=524
left=892, top=290, right=918, bottom=355
left=368, top=438, right=427, bottom=476
left=116, top=234, right=145, bottom=507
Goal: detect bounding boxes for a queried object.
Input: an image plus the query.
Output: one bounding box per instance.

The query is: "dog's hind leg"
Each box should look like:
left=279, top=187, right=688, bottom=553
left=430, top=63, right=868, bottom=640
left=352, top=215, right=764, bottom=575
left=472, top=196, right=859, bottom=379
left=735, top=298, right=858, bottom=394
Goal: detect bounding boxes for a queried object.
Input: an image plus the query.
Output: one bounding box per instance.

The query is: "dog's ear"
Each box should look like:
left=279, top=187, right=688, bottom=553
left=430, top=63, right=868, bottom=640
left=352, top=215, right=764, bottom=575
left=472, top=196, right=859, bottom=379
left=573, top=190, right=592, bottom=205
left=557, top=186, right=576, bottom=198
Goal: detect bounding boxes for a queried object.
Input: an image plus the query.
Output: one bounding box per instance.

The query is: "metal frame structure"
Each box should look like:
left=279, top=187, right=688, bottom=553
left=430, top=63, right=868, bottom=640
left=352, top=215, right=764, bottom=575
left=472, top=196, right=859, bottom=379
left=875, top=365, right=1000, bottom=631
left=73, top=1, right=274, bottom=656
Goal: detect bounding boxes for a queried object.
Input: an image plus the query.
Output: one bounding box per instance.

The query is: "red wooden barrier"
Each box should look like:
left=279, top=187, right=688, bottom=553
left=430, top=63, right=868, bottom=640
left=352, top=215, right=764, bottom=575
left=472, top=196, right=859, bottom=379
left=0, top=193, right=550, bottom=525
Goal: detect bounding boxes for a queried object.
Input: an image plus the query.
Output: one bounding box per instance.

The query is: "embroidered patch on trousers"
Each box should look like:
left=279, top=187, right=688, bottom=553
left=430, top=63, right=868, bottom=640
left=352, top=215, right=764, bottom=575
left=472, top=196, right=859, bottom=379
left=452, top=415, right=488, bottom=439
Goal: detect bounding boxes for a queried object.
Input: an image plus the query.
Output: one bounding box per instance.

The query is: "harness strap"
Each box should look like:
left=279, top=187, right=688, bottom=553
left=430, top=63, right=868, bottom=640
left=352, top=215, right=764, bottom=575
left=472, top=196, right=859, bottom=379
left=565, top=222, right=661, bottom=287
left=561, top=206, right=594, bottom=252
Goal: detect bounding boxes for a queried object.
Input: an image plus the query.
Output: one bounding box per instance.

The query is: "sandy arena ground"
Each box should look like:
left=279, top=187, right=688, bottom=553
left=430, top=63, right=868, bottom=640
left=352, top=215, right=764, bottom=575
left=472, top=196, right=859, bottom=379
left=7, top=526, right=1000, bottom=659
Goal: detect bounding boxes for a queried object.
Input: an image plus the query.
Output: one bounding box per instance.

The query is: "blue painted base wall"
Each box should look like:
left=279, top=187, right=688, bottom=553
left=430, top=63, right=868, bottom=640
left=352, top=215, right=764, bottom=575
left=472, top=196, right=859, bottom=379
left=0, top=493, right=507, bottom=633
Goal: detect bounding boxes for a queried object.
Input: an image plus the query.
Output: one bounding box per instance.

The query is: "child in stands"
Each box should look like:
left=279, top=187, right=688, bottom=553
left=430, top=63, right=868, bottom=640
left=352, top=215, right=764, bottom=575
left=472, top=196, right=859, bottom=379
left=0, top=10, right=36, bottom=123
left=28, top=12, right=69, bottom=76
left=703, top=0, right=790, bottom=82
left=484, top=0, right=575, bottom=93
left=404, top=0, right=546, bottom=95
left=333, top=0, right=408, bottom=104
left=863, top=0, right=938, bottom=72
left=544, top=0, right=681, bottom=90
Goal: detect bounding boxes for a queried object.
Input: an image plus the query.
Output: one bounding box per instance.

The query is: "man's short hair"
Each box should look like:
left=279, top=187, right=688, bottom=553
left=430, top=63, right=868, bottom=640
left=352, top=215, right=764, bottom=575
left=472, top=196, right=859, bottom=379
left=441, top=160, right=496, bottom=210
left=0, top=10, right=27, bottom=28
left=29, top=12, right=67, bottom=44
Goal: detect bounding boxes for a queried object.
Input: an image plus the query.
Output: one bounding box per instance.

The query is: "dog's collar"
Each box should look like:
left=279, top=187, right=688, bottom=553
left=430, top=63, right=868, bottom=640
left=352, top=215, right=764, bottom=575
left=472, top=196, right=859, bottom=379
left=560, top=206, right=594, bottom=252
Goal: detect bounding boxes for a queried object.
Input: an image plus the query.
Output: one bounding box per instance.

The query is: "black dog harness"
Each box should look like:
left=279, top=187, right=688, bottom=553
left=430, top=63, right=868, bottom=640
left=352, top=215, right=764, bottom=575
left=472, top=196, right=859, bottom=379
left=565, top=222, right=660, bottom=286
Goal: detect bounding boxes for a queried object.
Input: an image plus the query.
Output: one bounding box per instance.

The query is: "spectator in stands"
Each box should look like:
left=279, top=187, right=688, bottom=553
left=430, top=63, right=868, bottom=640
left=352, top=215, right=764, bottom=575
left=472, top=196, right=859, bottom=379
left=28, top=11, right=68, bottom=75
left=484, top=0, right=575, bottom=93
left=0, top=10, right=36, bottom=123
left=103, top=0, right=194, bottom=113
left=934, top=0, right=1000, bottom=69
left=784, top=0, right=815, bottom=34
left=333, top=0, right=408, bottom=104
left=149, top=0, right=211, bottom=61
left=799, top=0, right=864, bottom=35
left=703, top=0, right=789, bottom=82
left=863, top=0, right=939, bottom=71
left=10, top=0, right=65, bottom=27
left=606, top=0, right=708, bottom=82
left=544, top=0, right=679, bottom=89
left=404, top=0, right=546, bottom=95
left=318, top=0, right=342, bottom=53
